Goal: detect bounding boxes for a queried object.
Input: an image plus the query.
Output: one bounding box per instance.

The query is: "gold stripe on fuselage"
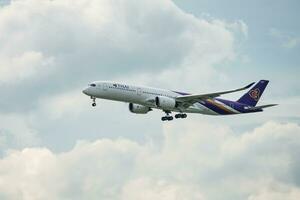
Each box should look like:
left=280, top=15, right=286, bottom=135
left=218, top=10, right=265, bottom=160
left=206, top=99, right=235, bottom=114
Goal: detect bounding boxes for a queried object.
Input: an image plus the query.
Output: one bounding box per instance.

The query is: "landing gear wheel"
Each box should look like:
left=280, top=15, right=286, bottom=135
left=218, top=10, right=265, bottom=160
left=91, top=97, right=96, bottom=107
left=167, top=116, right=173, bottom=121
left=161, top=116, right=173, bottom=121
left=161, top=110, right=173, bottom=121
left=161, top=116, right=167, bottom=121
left=175, top=113, right=187, bottom=119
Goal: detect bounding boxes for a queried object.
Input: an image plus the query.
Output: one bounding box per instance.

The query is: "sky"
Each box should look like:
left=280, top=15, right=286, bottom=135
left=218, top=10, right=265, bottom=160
left=0, top=0, right=299, bottom=199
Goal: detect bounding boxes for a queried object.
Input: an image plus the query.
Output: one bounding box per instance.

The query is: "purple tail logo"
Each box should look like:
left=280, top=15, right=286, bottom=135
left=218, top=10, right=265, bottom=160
left=249, top=88, right=260, bottom=101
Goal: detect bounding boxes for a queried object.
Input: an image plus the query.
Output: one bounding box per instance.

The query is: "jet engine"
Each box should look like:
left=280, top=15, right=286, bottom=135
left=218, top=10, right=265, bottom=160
left=129, top=103, right=152, bottom=114
left=155, top=96, right=177, bottom=110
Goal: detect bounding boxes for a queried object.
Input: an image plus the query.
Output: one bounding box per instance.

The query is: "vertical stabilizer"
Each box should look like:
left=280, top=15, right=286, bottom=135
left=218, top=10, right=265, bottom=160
left=237, top=80, right=269, bottom=106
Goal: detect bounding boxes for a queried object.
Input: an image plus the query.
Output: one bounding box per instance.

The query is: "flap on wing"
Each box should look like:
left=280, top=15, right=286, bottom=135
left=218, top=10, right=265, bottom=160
left=176, top=82, right=255, bottom=103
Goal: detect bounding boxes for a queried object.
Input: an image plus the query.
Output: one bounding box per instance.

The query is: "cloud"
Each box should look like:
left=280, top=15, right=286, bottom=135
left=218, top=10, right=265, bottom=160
left=0, top=51, right=54, bottom=84
left=122, top=177, right=205, bottom=200
left=0, top=0, right=252, bottom=154
left=269, top=28, right=300, bottom=49
left=0, top=0, right=193, bottom=84
left=0, top=121, right=299, bottom=200
left=0, top=113, right=40, bottom=152
left=38, top=89, right=87, bottom=120
left=0, top=0, right=246, bottom=112
left=248, top=182, right=300, bottom=200
left=0, top=1, right=296, bottom=199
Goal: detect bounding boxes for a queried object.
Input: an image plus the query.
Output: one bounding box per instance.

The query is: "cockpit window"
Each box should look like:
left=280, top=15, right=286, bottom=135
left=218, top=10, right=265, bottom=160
left=90, top=83, right=96, bottom=87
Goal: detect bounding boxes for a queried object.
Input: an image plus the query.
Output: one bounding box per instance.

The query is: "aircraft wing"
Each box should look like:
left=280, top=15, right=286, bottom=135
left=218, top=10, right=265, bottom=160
left=175, top=82, right=255, bottom=104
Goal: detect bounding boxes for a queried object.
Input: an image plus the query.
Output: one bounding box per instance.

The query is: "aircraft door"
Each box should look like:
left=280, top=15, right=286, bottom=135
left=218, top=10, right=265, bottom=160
left=103, top=83, right=108, bottom=91
left=137, top=88, right=142, bottom=96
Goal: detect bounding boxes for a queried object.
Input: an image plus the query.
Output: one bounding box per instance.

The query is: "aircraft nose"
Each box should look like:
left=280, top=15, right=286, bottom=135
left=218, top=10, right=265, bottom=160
left=82, top=88, right=89, bottom=95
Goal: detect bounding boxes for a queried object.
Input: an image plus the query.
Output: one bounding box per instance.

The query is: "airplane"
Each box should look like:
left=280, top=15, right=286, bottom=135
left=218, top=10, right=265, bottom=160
left=82, top=80, right=277, bottom=121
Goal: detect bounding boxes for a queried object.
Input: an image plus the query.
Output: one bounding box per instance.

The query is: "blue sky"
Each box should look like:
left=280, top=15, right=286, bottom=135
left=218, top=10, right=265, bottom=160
left=0, top=0, right=299, bottom=199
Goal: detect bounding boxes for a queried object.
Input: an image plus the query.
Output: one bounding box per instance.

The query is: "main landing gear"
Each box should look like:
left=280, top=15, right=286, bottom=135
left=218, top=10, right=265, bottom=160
left=175, top=113, right=187, bottom=119
left=161, top=115, right=173, bottom=121
left=161, top=111, right=173, bottom=121
left=91, top=96, right=96, bottom=107
left=161, top=111, right=187, bottom=121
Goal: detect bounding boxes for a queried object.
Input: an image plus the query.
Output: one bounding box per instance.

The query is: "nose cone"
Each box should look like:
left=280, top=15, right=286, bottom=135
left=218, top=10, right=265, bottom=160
left=82, top=88, right=89, bottom=95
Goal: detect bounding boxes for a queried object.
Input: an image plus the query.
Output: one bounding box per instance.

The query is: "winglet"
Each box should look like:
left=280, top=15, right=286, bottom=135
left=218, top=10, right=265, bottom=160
left=244, top=82, right=256, bottom=89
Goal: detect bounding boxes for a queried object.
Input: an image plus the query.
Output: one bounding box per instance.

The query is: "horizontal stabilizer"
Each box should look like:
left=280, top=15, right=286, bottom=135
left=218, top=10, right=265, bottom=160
left=248, top=104, right=278, bottom=111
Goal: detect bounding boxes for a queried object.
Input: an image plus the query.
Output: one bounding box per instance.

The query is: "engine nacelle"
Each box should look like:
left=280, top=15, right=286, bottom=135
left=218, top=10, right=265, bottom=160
left=129, top=103, right=151, bottom=114
left=155, top=96, right=177, bottom=110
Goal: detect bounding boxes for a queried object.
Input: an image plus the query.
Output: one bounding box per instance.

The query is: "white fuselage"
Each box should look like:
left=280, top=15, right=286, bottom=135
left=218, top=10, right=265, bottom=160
left=82, top=81, right=218, bottom=115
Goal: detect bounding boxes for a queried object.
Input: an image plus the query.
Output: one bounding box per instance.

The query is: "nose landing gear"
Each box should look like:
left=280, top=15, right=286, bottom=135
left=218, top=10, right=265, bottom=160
left=91, top=96, right=96, bottom=107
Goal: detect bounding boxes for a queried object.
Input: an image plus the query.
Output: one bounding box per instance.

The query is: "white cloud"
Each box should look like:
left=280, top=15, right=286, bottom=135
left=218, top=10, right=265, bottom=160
left=0, top=121, right=299, bottom=200
left=0, top=0, right=244, bottom=91
left=269, top=28, right=300, bottom=49
left=0, top=139, right=141, bottom=200
left=0, top=0, right=250, bottom=125
left=38, top=89, right=87, bottom=120
left=0, top=0, right=194, bottom=85
left=248, top=182, right=300, bottom=200
left=0, top=113, right=40, bottom=151
left=0, top=51, right=54, bottom=84
left=117, top=16, right=237, bottom=91
left=0, top=1, right=296, bottom=199
left=121, top=177, right=205, bottom=200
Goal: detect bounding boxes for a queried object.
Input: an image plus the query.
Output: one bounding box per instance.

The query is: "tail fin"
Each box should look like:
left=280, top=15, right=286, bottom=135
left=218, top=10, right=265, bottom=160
left=237, top=80, right=269, bottom=106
